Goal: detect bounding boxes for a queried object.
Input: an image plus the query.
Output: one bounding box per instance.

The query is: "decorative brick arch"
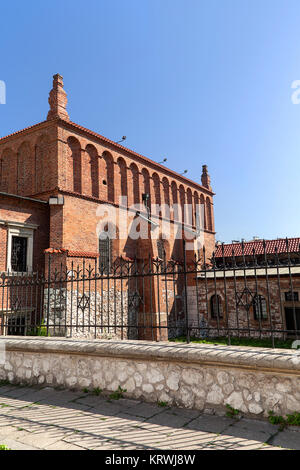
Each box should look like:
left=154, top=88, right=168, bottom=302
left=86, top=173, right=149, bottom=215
left=186, top=188, right=193, bottom=226
left=35, top=135, right=50, bottom=194
left=67, top=136, right=82, bottom=194
left=0, top=147, right=14, bottom=193
left=129, top=162, right=140, bottom=206
left=179, top=184, right=185, bottom=223
left=17, top=142, right=33, bottom=196
left=141, top=168, right=151, bottom=209
left=206, top=197, right=213, bottom=231
left=200, top=193, right=206, bottom=230
left=103, top=151, right=115, bottom=204
left=86, top=144, right=99, bottom=199
left=117, top=157, right=128, bottom=203
left=171, top=181, right=178, bottom=221
left=152, top=172, right=161, bottom=216
left=162, top=177, right=170, bottom=219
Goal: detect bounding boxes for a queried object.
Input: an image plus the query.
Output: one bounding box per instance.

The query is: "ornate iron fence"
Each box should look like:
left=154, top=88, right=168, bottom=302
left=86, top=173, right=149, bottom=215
left=0, top=239, right=300, bottom=348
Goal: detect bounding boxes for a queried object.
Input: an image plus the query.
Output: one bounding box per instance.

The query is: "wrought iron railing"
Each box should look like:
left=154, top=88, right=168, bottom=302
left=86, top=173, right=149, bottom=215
left=0, top=239, right=299, bottom=348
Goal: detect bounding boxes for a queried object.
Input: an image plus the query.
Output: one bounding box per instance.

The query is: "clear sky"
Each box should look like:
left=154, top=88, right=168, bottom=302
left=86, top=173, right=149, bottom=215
left=1, top=0, right=300, bottom=243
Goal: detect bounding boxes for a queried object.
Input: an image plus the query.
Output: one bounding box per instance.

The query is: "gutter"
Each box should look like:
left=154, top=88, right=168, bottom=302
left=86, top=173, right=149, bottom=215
left=0, top=191, right=48, bottom=205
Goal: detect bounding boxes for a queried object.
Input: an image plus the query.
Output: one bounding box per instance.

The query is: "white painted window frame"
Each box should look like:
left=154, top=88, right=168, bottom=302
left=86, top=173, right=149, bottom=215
left=6, top=225, right=34, bottom=274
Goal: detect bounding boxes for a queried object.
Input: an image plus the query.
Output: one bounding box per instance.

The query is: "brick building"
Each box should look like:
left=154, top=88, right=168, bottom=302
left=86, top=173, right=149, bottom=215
left=0, top=74, right=216, bottom=339
left=187, top=238, right=300, bottom=340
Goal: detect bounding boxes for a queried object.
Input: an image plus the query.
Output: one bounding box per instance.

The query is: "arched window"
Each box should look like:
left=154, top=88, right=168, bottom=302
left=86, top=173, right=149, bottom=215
left=253, top=294, right=268, bottom=320
left=210, top=295, right=223, bottom=319
left=99, top=233, right=112, bottom=274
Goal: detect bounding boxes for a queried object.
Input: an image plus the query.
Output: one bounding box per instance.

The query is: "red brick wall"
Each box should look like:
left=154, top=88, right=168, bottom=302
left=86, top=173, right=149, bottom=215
left=0, top=118, right=216, bottom=273
left=0, top=122, right=58, bottom=199
left=189, top=275, right=300, bottom=338
left=0, top=195, right=49, bottom=272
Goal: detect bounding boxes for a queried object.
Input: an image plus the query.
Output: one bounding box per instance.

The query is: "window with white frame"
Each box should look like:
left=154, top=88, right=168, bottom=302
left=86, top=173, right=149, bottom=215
left=6, top=225, right=34, bottom=273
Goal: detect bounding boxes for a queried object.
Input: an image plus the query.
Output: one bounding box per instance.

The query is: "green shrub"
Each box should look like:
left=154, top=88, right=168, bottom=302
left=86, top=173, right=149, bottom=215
left=28, top=320, right=49, bottom=337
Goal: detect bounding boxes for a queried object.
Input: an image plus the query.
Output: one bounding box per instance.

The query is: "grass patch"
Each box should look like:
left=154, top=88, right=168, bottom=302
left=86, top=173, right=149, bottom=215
left=92, top=388, right=103, bottom=396
left=225, top=404, right=240, bottom=419
left=109, top=386, right=127, bottom=400
left=157, top=401, right=168, bottom=408
left=170, top=336, right=295, bottom=349
left=0, top=445, right=10, bottom=451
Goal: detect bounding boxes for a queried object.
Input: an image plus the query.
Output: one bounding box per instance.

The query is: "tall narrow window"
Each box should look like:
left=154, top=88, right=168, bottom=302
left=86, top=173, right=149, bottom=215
left=253, top=295, right=268, bottom=320
left=210, top=295, right=223, bottom=319
left=99, top=234, right=112, bottom=274
left=157, top=239, right=165, bottom=261
left=11, top=236, right=28, bottom=272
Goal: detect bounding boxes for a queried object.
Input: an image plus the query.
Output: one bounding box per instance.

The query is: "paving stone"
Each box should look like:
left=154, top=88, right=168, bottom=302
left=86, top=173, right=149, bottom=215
left=0, top=397, right=36, bottom=409
left=0, top=387, right=33, bottom=399
left=225, top=418, right=279, bottom=443
left=45, top=440, right=86, bottom=450
left=0, top=438, right=39, bottom=450
left=186, top=414, right=236, bottom=433
left=207, top=435, right=266, bottom=450
left=147, top=410, right=194, bottom=428
left=123, top=402, right=165, bottom=418
left=0, top=386, right=295, bottom=450
left=270, top=430, right=300, bottom=450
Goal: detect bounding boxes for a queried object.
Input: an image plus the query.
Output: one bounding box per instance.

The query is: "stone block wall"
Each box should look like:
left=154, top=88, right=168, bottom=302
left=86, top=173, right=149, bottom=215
left=0, top=337, right=300, bottom=418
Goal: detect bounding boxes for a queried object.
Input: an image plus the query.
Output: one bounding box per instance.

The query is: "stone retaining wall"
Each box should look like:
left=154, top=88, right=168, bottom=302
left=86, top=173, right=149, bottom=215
left=0, top=337, right=300, bottom=418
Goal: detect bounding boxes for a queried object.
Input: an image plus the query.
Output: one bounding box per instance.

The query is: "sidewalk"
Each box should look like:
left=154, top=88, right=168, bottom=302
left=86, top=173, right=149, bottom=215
left=0, top=384, right=298, bottom=450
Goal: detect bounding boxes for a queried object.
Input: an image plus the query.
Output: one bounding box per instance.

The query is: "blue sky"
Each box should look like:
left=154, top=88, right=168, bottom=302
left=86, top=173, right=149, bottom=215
left=1, top=0, right=300, bottom=243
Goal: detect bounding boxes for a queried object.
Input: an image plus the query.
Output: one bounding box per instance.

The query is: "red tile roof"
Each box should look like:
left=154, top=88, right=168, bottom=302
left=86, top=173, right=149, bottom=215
left=44, top=248, right=99, bottom=258
left=214, top=238, right=300, bottom=258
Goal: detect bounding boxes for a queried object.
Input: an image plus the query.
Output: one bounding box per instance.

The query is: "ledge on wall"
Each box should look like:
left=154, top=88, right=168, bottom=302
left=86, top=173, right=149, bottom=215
left=1, top=336, right=300, bottom=374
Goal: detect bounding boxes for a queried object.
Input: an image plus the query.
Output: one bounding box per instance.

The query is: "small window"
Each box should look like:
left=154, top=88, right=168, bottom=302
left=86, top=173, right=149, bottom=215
left=210, top=295, right=223, bottom=319
left=99, top=234, right=112, bottom=274
left=285, top=291, right=299, bottom=302
left=11, top=236, right=27, bottom=273
left=253, top=295, right=268, bottom=320
left=7, top=314, right=27, bottom=336
left=157, top=239, right=166, bottom=261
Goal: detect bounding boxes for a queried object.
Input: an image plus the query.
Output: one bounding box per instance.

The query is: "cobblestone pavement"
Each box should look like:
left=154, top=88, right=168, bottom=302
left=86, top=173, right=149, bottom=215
left=0, top=384, right=298, bottom=450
